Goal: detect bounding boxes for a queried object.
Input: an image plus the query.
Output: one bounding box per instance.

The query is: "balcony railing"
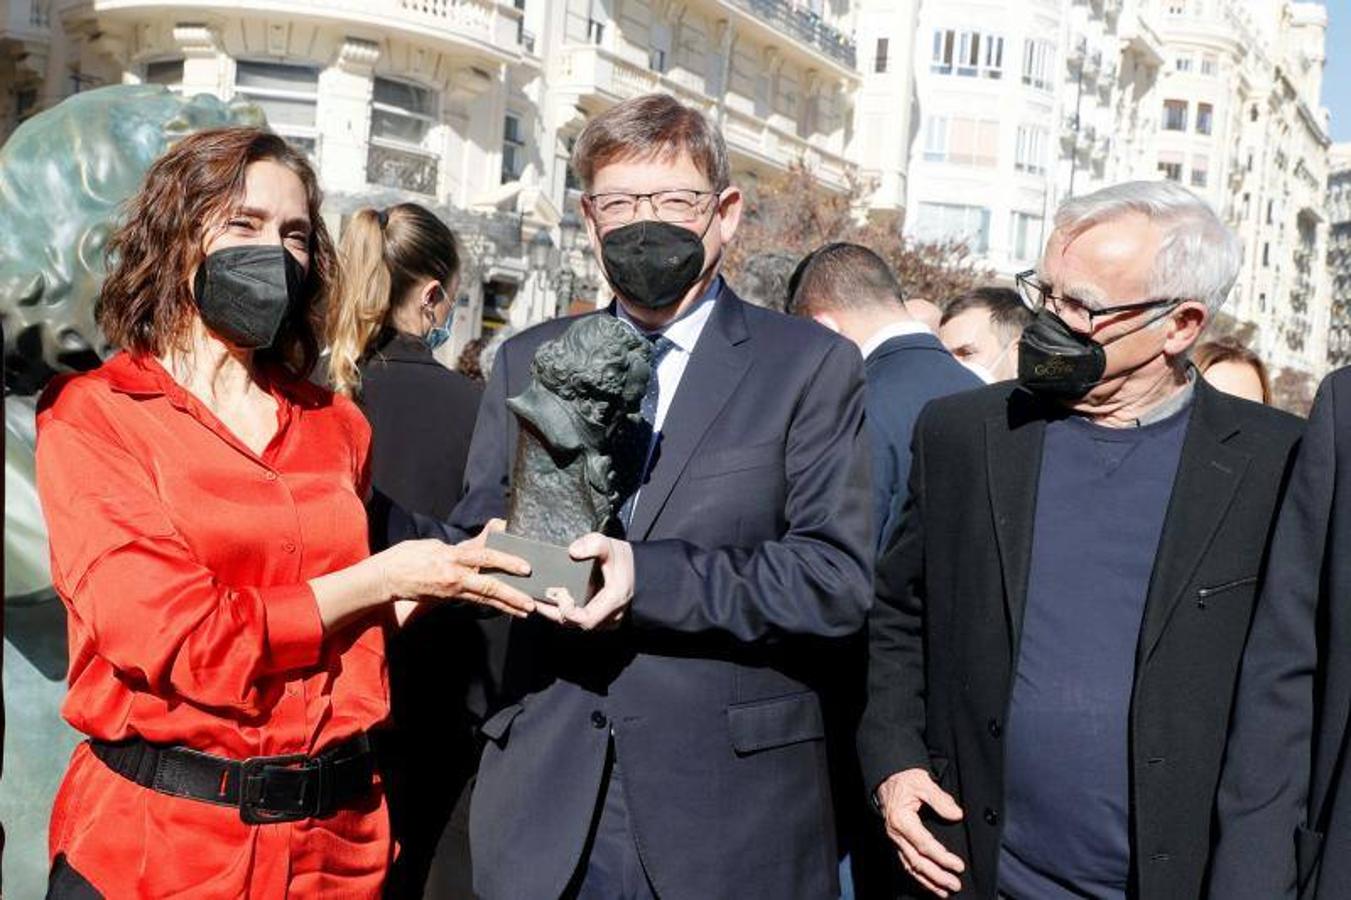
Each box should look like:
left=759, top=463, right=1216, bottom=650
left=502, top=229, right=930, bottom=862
left=723, top=0, right=856, bottom=69
left=367, top=143, right=440, bottom=195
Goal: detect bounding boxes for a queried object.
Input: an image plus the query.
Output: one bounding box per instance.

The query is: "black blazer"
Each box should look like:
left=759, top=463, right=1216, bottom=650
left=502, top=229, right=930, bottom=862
left=1210, top=368, right=1351, bottom=900
left=858, top=379, right=1301, bottom=900
left=358, top=330, right=481, bottom=521
left=424, top=289, right=874, bottom=900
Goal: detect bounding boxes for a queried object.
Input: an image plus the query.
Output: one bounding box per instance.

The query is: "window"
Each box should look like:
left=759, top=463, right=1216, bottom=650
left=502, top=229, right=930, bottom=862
left=875, top=38, right=889, bottom=74
left=1197, top=102, right=1213, bottom=135
left=145, top=59, right=184, bottom=89
left=367, top=77, right=440, bottom=194
left=931, top=29, right=954, bottom=74
left=502, top=113, right=526, bottom=184
left=923, top=115, right=948, bottom=162
left=914, top=202, right=991, bottom=253
left=1175, top=54, right=1192, bottom=72
left=1191, top=154, right=1208, bottom=187
left=1158, top=159, right=1182, bottom=182
left=233, top=61, right=320, bottom=158
left=371, top=77, right=436, bottom=146
left=1022, top=39, right=1054, bottom=91
left=1262, top=242, right=1270, bottom=267
left=922, top=116, right=998, bottom=167
left=1163, top=99, right=1187, bottom=131
left=1014, top=125, right=1047, bottom=175
left=587, top=16, right=605, bottom=44
left=1011, top=211, right=1044, bottom=261
left=650, top=21, right=671, bottom=73
left=1201, top=53, right=1218, bottom=76
left=932, top=29, right=1003, bottom=78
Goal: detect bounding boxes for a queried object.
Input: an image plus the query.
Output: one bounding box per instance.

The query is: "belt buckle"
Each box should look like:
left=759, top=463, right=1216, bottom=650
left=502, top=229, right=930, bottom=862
left=239, top=753, right=318, bottom=825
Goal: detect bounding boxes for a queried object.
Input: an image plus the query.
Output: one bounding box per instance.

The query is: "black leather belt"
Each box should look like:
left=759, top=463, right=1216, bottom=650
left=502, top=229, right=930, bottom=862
left=89, top=734, right=375, bottom=824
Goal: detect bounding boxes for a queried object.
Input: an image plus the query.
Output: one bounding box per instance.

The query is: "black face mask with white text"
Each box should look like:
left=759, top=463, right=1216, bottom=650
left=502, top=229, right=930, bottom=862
left=1017, top=304, right=1180, bottom=399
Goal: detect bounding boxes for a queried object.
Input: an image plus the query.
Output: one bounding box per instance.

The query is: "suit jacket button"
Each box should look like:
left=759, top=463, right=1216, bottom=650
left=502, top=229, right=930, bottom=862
left=591, top=710, right=608, bottom=729
left=987, top=719, right=1003, bottom=738
left=984, top=808, right=1000, bottom=826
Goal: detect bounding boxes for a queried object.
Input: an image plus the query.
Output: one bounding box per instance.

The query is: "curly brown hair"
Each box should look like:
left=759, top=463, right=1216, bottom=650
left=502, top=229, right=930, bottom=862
left=97, top=127, right=336, bottom=379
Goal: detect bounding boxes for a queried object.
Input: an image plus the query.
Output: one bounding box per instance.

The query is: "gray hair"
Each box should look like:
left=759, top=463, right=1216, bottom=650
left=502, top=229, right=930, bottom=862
left=1050, top=180, right=1241, bottom=315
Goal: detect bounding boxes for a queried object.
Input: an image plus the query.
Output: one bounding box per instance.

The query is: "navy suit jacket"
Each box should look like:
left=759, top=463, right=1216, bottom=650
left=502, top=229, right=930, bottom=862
left=1210, top=369, right=1351, bottom=900
left=414, top=290, right=874, bottom=900
left=864, top=333, right=982, bottom=552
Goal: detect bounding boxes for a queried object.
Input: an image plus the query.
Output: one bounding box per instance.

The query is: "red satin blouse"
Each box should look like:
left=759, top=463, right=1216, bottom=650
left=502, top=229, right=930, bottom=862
left=35, top=352, right=392, bottom=898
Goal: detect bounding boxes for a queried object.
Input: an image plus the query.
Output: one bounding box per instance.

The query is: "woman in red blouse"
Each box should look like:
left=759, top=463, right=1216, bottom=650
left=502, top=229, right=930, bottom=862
left=35, top=128, right=535, bottom=899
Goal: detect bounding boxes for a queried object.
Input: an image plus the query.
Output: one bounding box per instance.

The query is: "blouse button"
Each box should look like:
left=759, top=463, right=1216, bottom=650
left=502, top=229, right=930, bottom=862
left=264, top=471, right=278, bottom=481
left=282, top=540, right=297, bottom=554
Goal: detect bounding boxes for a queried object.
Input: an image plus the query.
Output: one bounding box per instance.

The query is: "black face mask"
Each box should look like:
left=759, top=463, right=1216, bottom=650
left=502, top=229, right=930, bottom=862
left=192, top=244, right=306, bottom=349
left=599, top=214, right=716, bottom=311
left=1017, top=304, right=1178, bottom=399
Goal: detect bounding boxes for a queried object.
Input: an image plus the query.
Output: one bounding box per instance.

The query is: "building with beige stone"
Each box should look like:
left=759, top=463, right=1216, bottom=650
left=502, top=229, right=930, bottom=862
left=1, top=0, right=922, bottom=352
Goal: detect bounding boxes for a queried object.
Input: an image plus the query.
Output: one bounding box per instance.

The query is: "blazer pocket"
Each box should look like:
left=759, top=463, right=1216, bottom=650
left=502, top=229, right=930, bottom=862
left=1295, top=824, right=1325, bottom=896
left=727, top=692, right=825, bottom=755
left=929, top=754, right=952, bottom=787
left=687, top=441, right=783, bottom=480
left=1196, top=575, right=1259, bottom=607
left=479, top=702, right=524, bottom=744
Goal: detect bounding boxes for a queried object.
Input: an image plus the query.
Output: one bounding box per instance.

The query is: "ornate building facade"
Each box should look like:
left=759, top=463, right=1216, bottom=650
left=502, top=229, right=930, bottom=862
left=1, top=0, right=920, bottom=353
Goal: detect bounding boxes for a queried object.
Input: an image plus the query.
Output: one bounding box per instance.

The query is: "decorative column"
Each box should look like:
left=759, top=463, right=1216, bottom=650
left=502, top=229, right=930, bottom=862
left=320, top=37, right=379, bottom=194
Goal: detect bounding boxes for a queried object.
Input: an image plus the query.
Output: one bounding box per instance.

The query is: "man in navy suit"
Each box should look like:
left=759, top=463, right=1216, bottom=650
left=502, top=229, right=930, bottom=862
left=789, top=243, right=981, bottom=554
left=789, top=244, right=979, bottom=898
left=413, top=94, right=873, bottom=899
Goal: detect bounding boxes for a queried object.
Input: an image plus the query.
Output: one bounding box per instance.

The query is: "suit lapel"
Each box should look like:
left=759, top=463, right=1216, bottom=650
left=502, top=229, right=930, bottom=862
left=986, top=390, right=1049, bottom=653
left=627, top=293, right=752, bottom=540
left=1138, top=381, right=1249, bottom=662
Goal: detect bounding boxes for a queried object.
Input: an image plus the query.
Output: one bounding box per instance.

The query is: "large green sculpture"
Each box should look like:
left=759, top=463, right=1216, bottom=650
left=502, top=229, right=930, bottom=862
left=0, top=84, right=263, bottom=897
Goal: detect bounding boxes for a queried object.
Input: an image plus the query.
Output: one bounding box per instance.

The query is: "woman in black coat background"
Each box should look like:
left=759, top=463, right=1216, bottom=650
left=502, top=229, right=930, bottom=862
left=330, top=203, right=487, bottom=899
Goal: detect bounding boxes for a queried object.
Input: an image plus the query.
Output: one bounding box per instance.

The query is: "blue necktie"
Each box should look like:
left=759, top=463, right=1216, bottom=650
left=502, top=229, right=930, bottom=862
left=620, top=334, right=674, bottom=529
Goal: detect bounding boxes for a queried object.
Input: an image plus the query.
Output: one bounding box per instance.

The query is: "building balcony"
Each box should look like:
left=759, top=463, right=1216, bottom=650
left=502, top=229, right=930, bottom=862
left=1, top=0, right=49, bottom=39
left=554, top=43, right=853, bottom=190
left=367, top=141, right=439, bottom=196
left=555, top=43, right=715, bottom=114
left=720, top=0, right=856, bottom=71
left=91, top=0, right=521, bottom=62
left=1067, top=35, right=1086, bottom=69
left=1118, top=10, right=1165, bottom=69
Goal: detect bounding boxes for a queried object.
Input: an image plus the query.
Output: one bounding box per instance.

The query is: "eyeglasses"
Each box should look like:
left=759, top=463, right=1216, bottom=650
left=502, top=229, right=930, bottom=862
left=1014, top=269, right=1181, bottom=327
left=584, top=189, right=717, bottom=227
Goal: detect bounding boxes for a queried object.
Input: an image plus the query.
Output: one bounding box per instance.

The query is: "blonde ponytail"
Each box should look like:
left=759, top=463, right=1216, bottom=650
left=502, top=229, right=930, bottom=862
left=328, top=208, right=393, bottom=395
left=327, top=203, right=460, bottom=395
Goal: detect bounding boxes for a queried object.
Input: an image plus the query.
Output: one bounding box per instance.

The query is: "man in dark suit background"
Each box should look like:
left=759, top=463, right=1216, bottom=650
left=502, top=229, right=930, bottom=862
left=858, top=180, right=1302, bottom=899
left=789, top=243, right=981, bottom=554
left=1208, top=367, right=1351, bottom=900
left=788, top=243, right=979, bottom=899
left=412, top=93, right=874, bottom=900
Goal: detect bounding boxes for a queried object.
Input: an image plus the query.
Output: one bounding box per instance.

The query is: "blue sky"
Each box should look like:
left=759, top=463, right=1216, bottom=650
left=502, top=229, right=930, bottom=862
left=1328, top=4, right=1350, bottom=143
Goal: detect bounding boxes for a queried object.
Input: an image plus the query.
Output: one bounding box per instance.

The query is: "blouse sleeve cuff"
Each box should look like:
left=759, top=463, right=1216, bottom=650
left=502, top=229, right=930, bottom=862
left=263, top=582, right=325, bottom=672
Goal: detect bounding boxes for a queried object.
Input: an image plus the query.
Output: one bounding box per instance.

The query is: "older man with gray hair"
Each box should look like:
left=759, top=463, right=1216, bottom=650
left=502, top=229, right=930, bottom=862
left=858, top=180, right=1302, bottom=900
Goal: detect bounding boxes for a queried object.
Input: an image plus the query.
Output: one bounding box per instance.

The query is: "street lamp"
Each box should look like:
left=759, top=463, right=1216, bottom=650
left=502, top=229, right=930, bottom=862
left=527, top=229, right=557, bottom=321
left=528, top=228, right=555, bottom=270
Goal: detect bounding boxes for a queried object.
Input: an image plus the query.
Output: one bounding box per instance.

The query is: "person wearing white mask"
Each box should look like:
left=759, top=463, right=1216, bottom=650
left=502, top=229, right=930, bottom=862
left=938, top=287, right=1034, bottom=384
